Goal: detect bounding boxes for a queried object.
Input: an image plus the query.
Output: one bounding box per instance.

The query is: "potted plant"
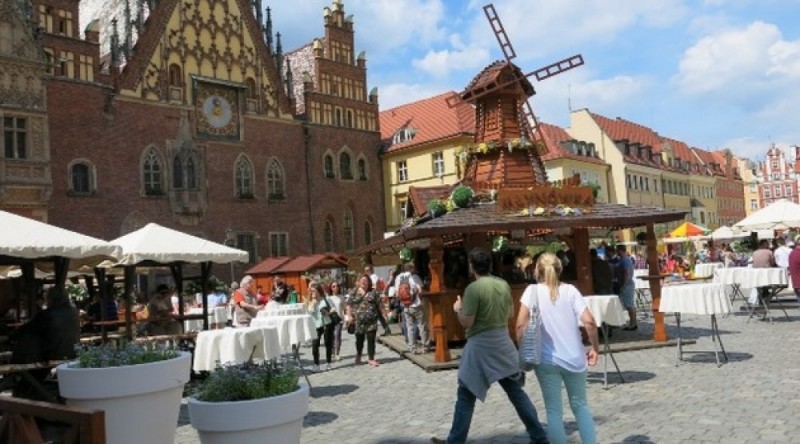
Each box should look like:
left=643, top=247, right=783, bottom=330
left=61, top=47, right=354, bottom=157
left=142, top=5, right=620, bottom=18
left=57, top=342, right=191, bottom=444
left=188, top=361, right=309, bottom=444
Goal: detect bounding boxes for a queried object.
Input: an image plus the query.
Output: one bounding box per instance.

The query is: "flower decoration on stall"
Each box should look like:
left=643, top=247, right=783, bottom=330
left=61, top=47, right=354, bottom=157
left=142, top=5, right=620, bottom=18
left=399, top=247, right=414, bottom=263
left=450, top=185, right=474, bottom=209
left=516, top=204, right=588, bottom=217
left=427, top=199, right=448, bottom=218
left=456, top=136, right=543, bottom=158
left=65, top=283, right=90, bottom=305
left=492, top=235, right=510, bottom=253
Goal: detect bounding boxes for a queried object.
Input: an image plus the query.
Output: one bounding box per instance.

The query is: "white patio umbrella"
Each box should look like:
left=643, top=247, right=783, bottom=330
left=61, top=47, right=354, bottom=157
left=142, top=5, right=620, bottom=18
left=110, top=223, right=248, bottom=265
left=710, top=226, right=750, bottom=241
left=733, top=199, right=800, bottom=231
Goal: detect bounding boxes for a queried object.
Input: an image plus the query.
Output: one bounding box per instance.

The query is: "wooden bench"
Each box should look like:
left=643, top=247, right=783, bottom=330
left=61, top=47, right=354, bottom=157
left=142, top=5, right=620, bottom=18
left=0, top=396, right=105, bottom=443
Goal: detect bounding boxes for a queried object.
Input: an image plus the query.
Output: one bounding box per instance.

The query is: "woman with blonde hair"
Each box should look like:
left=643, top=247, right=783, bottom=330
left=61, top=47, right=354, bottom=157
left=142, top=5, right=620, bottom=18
left=516, top=252, right=600, bottom=444
left=305, top=282, right=335, bottom=371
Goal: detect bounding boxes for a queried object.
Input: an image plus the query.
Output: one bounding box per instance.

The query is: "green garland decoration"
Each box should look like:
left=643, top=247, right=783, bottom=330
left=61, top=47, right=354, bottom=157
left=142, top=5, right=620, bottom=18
left=427, top=199, right=448, bottom=218
left=399, top=247, right=413, bottom=263
left=492, top=235, right=509, bottom=253
left=451, top=185, right=474, bottom=209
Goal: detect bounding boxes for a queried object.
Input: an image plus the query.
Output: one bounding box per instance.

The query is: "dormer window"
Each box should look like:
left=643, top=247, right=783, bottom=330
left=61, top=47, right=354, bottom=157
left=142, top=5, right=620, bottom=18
left=392, top=128, right=416, bottom=145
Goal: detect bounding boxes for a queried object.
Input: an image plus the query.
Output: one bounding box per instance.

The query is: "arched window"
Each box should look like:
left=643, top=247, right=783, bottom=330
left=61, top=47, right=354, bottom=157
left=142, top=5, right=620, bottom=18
left=357, top=158, right=367, bottom=180
left=343, top=208, right=354, bottom=251
left=324, top=154, right=335, bottom=178
left=235, top=157, right=254, bottom=198
left=339, top=151, right=352, bottom=180
left=334, top=108, right=342, bottom=126
left=172, top=156, right=184, bottom=189
left=324, top=219, right=334, bottom=252
left=346, top=110, right=353, bottom=128
left=142, top=149, right=163, bottom=195
left=245, top=78, right=256, bottom=99
left=363, top=220, right=372, bottom=246
left=267, top=159, right=285, bottom=200
left=70, top=162, right=92, bottom=194
left=168, top=64, right=181, bottom=86
left=186, top=156, right=197, bottom=190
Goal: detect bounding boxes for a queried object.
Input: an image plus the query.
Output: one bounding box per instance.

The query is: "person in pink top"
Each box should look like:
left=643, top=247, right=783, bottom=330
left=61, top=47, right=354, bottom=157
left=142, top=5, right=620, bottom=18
left=787, top=235, right=800, bottom=303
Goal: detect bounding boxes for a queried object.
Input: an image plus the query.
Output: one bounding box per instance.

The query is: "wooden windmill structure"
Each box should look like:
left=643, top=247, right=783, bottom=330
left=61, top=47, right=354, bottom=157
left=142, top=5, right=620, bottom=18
left=459, top=4, right=584, bottom=190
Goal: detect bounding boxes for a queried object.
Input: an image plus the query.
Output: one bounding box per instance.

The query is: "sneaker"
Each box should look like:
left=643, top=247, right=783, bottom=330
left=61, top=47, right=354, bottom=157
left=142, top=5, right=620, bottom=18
left=334, top=354, right=340, bottom=362
left=311, top=364, right=320, bottom=372
left=325, top=363, right=332, bottom=371
left=368, top=359, right=379, bottom=367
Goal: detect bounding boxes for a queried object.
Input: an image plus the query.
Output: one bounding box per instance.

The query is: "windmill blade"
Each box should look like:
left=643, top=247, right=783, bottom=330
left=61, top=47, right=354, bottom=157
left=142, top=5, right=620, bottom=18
left=483, top=4, right=516, bottom=61
left=519, top=99, right=547, bottom=155
left=533, top=55, right=584, bottom=81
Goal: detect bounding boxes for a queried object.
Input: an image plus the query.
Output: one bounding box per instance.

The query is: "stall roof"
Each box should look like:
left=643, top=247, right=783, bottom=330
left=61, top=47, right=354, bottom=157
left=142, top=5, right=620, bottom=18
left=274, top=254, right=349, bottom=274
left=356, top=202, right=686, bottom=254
left=246, top=256, right=293, bottom=275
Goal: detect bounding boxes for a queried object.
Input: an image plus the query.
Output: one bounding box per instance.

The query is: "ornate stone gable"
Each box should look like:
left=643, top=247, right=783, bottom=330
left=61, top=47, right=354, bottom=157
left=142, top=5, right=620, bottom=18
left=112, top=0, right=291, bottom=119
left=0, top=1, right=48, bottom=110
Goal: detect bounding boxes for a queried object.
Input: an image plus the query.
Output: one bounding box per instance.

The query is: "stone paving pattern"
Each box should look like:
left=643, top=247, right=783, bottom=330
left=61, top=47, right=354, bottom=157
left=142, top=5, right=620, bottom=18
left=175, top=298, right=800, bottom=443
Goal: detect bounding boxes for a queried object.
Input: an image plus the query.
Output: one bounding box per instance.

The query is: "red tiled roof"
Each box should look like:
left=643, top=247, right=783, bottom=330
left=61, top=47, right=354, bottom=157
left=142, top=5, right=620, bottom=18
left=693, top=147, right=725, bottom=176
left=408, top=185, right=453, bottom=216
left=380, top=91, right=475, bottom=154
left=710, top=149, right=741, bottom=178
left=272, top=253, right=349, bottom=274
left=659, top=137, right=693, bottom=174
left=246, top=256, right=293, bottom=275
left=588, top=112, right=662, bottom=169
left=461, top=60, right=535, bottom=101
left=538, top=122, right=607, bottom=166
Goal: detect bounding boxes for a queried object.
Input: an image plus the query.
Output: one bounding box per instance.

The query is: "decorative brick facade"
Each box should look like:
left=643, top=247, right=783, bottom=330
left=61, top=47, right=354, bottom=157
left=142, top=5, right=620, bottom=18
left=17, top=0, right=383, bottom=271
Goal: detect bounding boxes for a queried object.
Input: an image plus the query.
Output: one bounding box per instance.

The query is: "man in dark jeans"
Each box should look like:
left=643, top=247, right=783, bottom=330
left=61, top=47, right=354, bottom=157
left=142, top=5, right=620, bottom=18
left=432, top=248, right=548, bottom=444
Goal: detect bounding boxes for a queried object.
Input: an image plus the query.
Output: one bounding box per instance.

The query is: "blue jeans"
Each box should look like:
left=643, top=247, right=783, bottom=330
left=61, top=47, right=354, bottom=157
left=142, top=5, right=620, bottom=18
left=446, top=372, right=547, bottom=443
left=534, top=363, right=596, bottom=444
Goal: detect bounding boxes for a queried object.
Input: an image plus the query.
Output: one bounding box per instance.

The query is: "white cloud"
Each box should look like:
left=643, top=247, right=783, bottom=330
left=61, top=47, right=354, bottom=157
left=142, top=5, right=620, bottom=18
left=411, top=45, right=490, bottom=78
left=673, top=21, right=800, bottom=96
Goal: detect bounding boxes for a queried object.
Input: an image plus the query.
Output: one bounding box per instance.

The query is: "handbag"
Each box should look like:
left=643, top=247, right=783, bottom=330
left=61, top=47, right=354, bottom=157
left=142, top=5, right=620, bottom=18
left=325, top=298, right=342, bottom=326
left=347, top=322, right=356, bottom=334
left=519, top=284, right=543, bottom=371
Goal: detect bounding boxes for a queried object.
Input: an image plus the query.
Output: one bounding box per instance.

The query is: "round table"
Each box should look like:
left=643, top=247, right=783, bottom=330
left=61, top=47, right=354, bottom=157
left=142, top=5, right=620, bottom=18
left=193, top=326, right=281, bottom=372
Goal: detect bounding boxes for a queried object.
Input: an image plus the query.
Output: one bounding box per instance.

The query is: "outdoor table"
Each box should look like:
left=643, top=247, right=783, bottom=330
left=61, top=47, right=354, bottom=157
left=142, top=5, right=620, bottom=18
left=183, top=306, right=228, bottom=332
left=192, top=326, right=281, bottom=372
left=660, top=282, right=730, bottom=367
left=256, top=302, right=307, bottom=317
left=694, top=262, right=723, bottom=278
left=713, top=267, right=789, bottom=322
left=250, top=313, right=316, bottom=349
left=584, top=295, right=627, bottom=388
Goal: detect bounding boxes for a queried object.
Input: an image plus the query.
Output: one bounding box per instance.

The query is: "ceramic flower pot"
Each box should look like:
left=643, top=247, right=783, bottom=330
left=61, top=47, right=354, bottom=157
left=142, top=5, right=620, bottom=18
left=188, top=381, right=310, bottom=444
left=57, top=351, right=192, bottom=444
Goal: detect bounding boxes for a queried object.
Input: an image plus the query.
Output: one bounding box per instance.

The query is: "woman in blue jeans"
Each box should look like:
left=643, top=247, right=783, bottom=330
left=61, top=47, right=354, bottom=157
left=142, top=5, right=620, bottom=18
left=516, top=252, right=601, bottom=444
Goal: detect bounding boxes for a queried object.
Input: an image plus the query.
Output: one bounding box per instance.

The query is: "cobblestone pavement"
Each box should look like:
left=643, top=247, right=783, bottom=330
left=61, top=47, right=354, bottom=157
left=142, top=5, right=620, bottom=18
left=175, top=298, right=800, bottom=443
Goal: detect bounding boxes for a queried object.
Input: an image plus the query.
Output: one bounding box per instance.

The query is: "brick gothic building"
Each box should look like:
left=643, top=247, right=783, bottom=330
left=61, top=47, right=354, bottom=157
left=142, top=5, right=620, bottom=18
left=4, top=0, right=383, bottom=269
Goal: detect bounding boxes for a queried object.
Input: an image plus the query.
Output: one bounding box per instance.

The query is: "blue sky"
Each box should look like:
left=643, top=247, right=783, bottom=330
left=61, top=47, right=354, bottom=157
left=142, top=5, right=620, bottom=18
left=272, top=1, right=800, bottom=160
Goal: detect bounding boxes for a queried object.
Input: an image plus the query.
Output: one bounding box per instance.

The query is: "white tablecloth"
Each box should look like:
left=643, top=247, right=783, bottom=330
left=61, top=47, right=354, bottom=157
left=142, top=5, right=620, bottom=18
left=694, top=263, right=723, bottom=278
left=634, top=269, right=651, bottom=290
left=584, top=295, right=627, bottom=327
left=193, top=326, right=282, bottom=372
left=713, top=267, right=787, bottom=287
left=659, top=283, right=731, bottom=315
left=183, top=306, right=229, bottom=332
left=250, top=314, right=316, bottom=349
left=256, top=303, right=307, bottom=317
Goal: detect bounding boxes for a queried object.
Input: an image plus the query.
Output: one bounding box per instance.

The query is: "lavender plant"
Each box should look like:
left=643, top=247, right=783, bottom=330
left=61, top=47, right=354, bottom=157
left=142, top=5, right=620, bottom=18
left=193, top=361, right=299, bottom=402
left=74, top=342, right=180, bottom=368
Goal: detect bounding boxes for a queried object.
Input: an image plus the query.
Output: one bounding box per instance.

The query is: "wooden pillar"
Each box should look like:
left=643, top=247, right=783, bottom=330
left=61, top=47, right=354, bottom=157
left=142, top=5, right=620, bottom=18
left=427, top=237, right=451, bottom=363
left=646, top=222, right=667, bottom=342
left=572, top=228, right=592, bottom=295
left=124, top=266, right=135, bottom=341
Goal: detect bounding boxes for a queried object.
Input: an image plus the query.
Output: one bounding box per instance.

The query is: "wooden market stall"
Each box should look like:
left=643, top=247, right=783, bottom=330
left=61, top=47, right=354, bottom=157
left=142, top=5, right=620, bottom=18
left=355, top=57, right=686, bottom=363
left=247, top=253, right=349, bottom=299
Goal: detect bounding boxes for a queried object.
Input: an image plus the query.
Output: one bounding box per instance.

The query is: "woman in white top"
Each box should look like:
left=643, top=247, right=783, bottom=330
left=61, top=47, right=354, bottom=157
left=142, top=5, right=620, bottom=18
left=516, top=252, right=600, bottom=444
left=327, top=281, right=345, bottom=361
left=305, top=282, right=335, bottom=371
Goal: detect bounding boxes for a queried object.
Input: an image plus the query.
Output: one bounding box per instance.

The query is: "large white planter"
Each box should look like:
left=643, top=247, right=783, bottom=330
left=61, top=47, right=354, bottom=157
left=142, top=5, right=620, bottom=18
left=57, top=351, right=192, bottom=444
left=188, top=381, right=310, bottom=444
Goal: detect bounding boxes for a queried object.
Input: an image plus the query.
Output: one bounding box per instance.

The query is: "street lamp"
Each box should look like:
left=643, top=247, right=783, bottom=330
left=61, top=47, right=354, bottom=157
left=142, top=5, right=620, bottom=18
left=225, top=227, right=236, bottom=284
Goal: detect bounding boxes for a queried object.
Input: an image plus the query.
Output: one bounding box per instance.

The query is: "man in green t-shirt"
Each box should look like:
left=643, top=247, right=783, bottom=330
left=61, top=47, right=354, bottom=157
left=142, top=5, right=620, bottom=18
left=432, top=248, right=547, bottom=444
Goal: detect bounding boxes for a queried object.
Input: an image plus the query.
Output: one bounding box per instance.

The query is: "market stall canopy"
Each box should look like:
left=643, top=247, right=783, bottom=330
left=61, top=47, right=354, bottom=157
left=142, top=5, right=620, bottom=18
left=110, top=223, right=249, bottom=266
left=710, top=225, right=750, bottom=241
left=0, top=210, right=122, bottom=268
left=662, top=235, right=709, bottom=244
left=667, top=221, right=710, bottom=239
left=733, top=199, right=800, bottom=231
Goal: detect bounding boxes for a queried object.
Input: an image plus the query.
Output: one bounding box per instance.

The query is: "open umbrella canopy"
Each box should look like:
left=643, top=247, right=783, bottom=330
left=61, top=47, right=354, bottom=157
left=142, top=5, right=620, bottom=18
left=110, top=223, right=249, bottom=266
left=0, top=210, right=122, bottom=268
left=710, top=225, right=750, bottom=241
left=733, top=199, right=800, bottom=231
left=668, top=221, right=710, bottom=238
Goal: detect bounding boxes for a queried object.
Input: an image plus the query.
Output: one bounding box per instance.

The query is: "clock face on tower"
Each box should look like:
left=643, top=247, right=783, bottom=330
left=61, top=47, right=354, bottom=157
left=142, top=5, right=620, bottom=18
left=195, top=81, right=241, bottom=140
